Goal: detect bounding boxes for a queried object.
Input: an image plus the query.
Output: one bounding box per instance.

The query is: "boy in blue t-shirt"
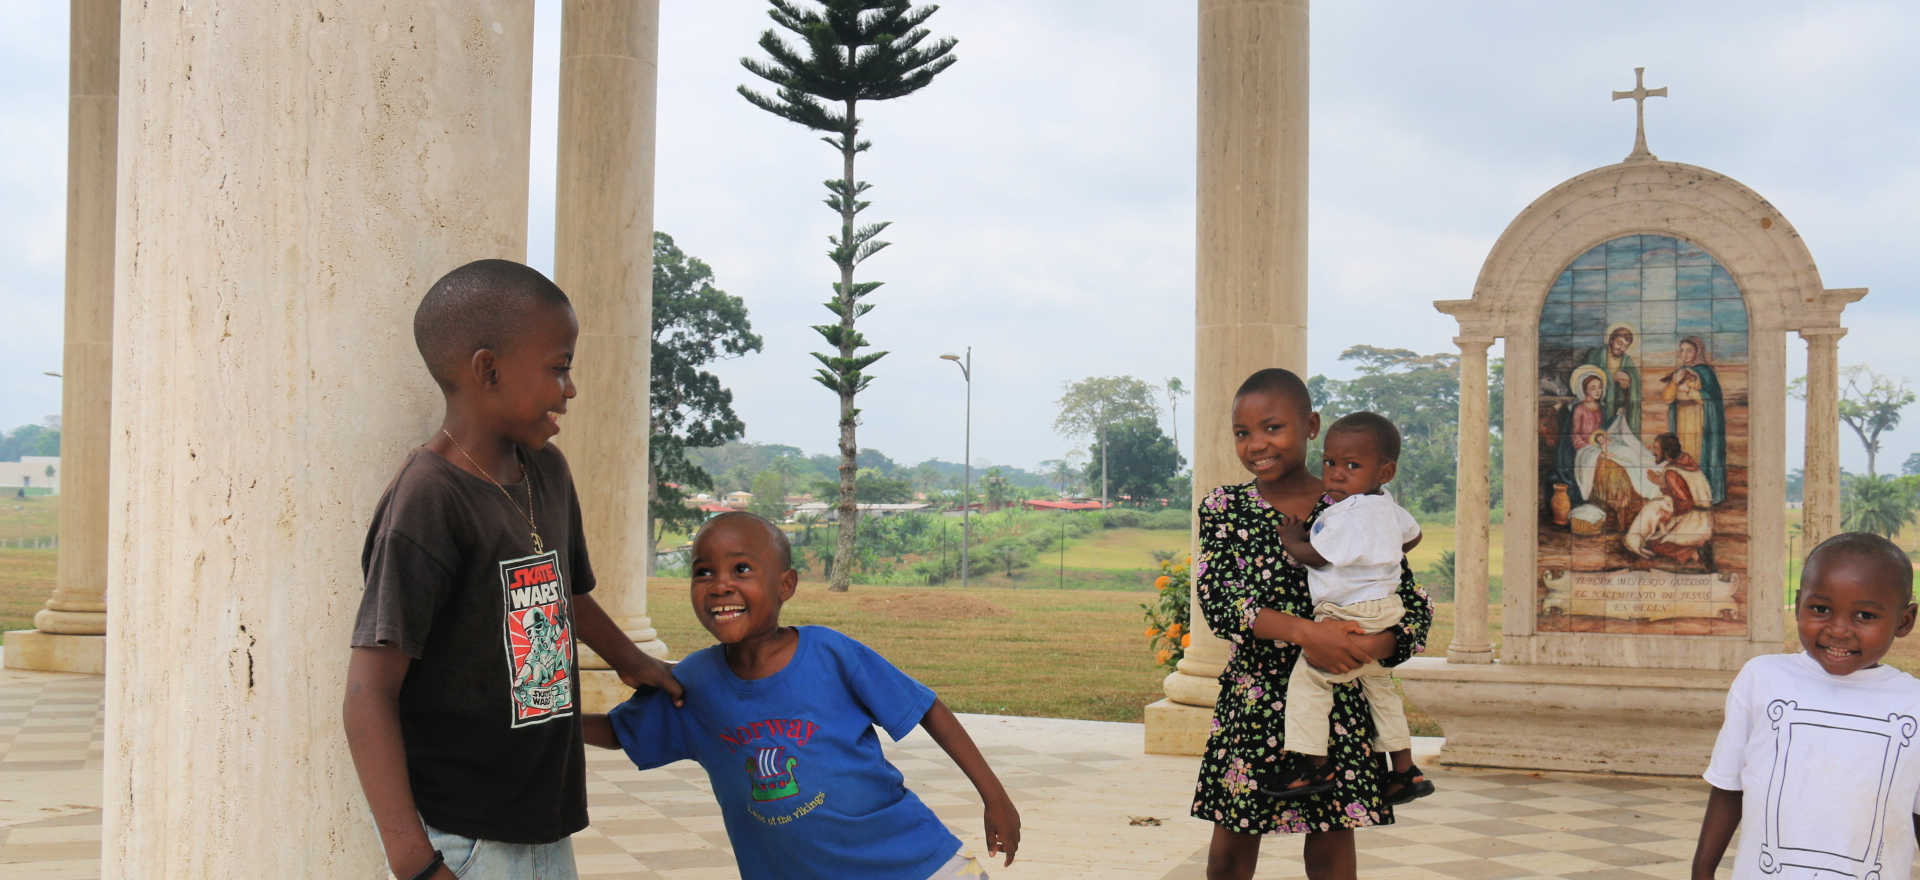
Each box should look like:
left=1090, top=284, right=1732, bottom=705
left=585, top=511, right=1020, bottom=879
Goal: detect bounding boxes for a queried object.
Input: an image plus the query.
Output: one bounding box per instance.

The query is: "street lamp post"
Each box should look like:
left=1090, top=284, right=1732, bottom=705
left=940, top=348, right=971, bottom=588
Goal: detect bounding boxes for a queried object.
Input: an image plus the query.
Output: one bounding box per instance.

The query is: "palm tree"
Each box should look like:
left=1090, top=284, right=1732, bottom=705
left=739, top=0, right=958, bottom=591
left=1843, top=475, right=1918, bottom=539
left=1039, top=458, right=1073, bottom=497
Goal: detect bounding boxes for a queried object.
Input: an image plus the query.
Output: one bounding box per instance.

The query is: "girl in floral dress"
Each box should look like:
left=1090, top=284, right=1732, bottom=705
left=1190, top=369, right=1433, bottom=880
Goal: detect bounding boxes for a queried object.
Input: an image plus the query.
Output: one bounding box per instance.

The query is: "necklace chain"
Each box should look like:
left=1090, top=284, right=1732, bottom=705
left=442, top=429, right=544, bottom=554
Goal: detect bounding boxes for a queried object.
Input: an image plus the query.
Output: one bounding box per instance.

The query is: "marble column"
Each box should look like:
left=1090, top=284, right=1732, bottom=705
left=102, top=4, right=533, bottom=874
left=4, top=0, right=117, bottom=674
left=1448, top=336, right=1495, bottom=663
left=553, top=0, right=668, bottom=713
left=1146, top=0, right=1309, bottom=755
left=1800, top=327, right=1845, bottom=549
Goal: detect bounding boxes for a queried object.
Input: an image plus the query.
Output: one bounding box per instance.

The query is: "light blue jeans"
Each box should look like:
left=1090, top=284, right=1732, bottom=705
left=418, top=820, right=577, bottom=879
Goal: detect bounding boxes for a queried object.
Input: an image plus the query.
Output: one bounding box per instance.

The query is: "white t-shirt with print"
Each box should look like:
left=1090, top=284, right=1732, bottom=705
left=1304, top=491, right=1420, bottom=607
left=1704, top=651, right=1920, bottom=880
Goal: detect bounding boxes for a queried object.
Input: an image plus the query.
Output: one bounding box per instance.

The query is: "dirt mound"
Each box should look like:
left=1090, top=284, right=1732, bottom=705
left=863, top=593, right=1013, bottom=622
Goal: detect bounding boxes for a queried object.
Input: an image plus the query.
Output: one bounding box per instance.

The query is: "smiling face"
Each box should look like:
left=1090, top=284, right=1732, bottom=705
left=1320, top=428, right=1396, bottom=503
left=1232, top=389, right=1318, bottom=484
left=487, top=303, right=578, bottom=450
left=1797, top=552, right=1917, bottom=676
left=689, top=515, right=798, bottom=647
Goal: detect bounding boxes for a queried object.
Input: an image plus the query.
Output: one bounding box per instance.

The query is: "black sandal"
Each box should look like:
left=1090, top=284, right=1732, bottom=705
left=1382, top=763, right=1435, bottom=805
left=1258, top=752, right=1337, bottom=801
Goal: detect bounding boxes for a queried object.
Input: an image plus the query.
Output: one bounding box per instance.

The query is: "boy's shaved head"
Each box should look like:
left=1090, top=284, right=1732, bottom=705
left=415, top=259, right=572, bottom=391
left=1327, top=411, right=1402, bottom=462
left=1235, top=368, right=1313, bottom=416
left=1806, top=532, right=1915, bottom=603
left=695, top=511, right=794, bottom=570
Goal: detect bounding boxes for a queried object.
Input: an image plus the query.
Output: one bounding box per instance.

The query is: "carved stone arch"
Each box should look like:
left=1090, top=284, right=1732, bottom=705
left=1471, top=160, right=1829, bottom=337
left=1439, top=159, right=1862, bottom=671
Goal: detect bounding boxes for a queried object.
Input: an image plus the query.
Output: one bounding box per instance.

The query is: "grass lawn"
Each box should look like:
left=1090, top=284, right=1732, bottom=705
left=1058, top=527, right=1189, bottom=570
left=0, top=548, right=55, bottom=632
left=643, top=578, right=1166, bottom=722
left=0, top=495, right=59, bottom=544
left=966, top=528, right=1187, bottom=591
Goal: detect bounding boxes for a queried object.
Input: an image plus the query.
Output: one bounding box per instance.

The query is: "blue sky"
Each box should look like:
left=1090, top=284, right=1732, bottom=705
left=5, top=1, right=1917, bottom=476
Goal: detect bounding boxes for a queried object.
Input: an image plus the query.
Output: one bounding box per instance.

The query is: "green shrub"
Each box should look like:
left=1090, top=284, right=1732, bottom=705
left=1101, top=508, right=1147, bottom=529
left=1146, top=507, right=1191, bottom=530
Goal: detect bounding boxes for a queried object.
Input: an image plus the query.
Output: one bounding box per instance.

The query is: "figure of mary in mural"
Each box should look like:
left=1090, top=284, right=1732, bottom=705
left=1657, top=335, right=1726, bottom=504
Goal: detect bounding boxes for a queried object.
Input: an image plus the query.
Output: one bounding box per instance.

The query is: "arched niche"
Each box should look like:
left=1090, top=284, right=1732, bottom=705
left=1436, top=159, right=1863, bottom=671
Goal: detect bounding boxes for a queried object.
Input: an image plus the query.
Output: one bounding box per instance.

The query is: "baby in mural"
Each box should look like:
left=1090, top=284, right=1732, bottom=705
left=1692, top=533, right=1920, bottom=880
left=1262, top=412, right=1433, bottom=807
left=584, top=511, right=1019, bottom=880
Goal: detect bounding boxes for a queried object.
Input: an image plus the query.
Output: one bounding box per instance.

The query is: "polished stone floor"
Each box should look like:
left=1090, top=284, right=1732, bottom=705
left=0, top=662, right=1785, bottom=879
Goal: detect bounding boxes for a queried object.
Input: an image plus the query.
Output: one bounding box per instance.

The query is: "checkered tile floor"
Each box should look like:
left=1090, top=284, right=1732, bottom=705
left=1, top=663, right=1901, bottom=878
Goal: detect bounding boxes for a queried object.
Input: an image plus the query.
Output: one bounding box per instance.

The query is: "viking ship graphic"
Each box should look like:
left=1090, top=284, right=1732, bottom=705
left=748, top=746, right=801, bottom=802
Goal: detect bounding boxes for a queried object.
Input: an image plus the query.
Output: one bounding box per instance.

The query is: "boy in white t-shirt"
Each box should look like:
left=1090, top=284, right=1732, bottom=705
left=1693, top=532, right=1920, bottom=880
left=1263, top=412, right=1432, bottom=806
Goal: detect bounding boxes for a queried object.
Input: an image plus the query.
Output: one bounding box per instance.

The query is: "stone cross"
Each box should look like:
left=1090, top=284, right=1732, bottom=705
left=1612, top=66, right=1668, bottom=162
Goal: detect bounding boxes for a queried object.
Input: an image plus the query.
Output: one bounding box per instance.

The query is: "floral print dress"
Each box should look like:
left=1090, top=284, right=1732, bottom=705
left=1189, top=482, right=1433, bottom=834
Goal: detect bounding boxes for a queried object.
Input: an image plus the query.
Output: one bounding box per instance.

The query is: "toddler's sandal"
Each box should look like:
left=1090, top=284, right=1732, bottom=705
left=1382, top=764, right=1435, bottom=805
left=1258, top=753, right=1337, bottom=801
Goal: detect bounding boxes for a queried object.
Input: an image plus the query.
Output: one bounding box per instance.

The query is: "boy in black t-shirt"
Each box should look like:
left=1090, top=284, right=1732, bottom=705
left=344, top=259, right=683, bottom=880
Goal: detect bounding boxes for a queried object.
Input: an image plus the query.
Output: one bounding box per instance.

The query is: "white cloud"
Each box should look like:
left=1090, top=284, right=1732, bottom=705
left=5, top=0, right=1918, bottom=477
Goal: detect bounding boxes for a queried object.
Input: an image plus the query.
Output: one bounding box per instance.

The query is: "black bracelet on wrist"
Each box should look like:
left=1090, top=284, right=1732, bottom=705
left=407, top=850, right=445, bottom=880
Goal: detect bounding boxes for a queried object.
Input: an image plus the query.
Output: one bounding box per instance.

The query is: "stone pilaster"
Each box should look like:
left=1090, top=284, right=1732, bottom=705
left=1146, top=0, right=1309, bottom=755
left=5, top=0, right=118, bottom=674
left=1447, top=335, right=1495, bottom=663
left=553, top=0, right=667, bottom=712
left=1800, top=327, right=1846, bottom=549
left=101, top=3, right=533, bottom=874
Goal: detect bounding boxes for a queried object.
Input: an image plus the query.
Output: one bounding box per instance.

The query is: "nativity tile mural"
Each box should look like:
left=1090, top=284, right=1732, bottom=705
left=1536, top=234, right=1749, bottom=635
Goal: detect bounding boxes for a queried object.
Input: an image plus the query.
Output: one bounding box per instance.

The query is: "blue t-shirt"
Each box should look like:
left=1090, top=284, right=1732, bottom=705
left=608, top=626, right=961, bottom=880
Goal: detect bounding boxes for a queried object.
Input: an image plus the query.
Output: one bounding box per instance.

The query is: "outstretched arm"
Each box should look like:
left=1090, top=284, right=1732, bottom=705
left=574, top=591, right=684, bottom=706
left=343, top=646, right=456, bottom=880
left=1691, top=786, right=1741, bottom=880
left=921, top=699, right=1020, bottom=866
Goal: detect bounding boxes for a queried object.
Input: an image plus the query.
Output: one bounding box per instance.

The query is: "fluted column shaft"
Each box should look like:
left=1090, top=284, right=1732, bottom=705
left=102, top=4, right=533, bottom=873
left=1447, top=337, right=1494, bottom=662
left=31, top=0, right=117, bottom=642
left=1153, top=0, right=1309, bottom=738
left=1800, top=328, right=1845, bottom=549
left=553, top=0, right=667, bottom=663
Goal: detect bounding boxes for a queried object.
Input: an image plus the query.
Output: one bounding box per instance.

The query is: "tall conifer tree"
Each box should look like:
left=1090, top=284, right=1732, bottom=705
left=739, top=0, right=957, bottom=591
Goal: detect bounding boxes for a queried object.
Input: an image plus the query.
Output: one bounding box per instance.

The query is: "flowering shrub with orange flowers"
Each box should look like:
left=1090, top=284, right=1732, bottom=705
left=1141, top=550, right=1192, bottom=673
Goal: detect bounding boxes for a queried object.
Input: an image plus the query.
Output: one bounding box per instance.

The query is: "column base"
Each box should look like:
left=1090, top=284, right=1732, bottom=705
left=1143, top=698, right=1215, bottom=755
left=33, top=607, right=107, bottom=635
left=3, top=630, right=106, bottom=674
left=1395, top=656, right=1732, bottom=776
left=1444, top=646, right=1494, bottom=664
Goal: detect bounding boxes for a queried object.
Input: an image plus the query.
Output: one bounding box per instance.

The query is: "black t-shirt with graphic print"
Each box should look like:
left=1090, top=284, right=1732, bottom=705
left=352, top=443, right=596, bottom=844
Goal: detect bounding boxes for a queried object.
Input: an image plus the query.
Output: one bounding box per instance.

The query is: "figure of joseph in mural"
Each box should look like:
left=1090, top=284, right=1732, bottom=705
left=1657, top=335, right=1726, bottom=504
left=1583, top=324, right=1641, bottom=434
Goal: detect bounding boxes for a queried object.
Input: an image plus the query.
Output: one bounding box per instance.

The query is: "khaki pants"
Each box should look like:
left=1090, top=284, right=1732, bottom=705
left=1282, top=595, right=1410, bottom=756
